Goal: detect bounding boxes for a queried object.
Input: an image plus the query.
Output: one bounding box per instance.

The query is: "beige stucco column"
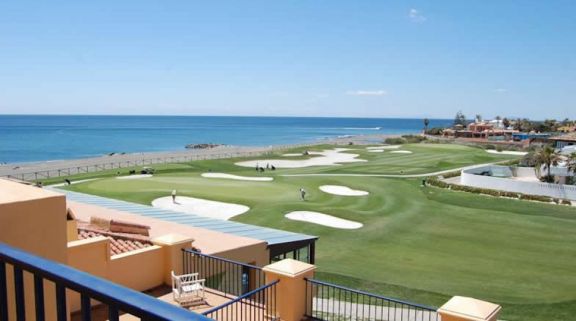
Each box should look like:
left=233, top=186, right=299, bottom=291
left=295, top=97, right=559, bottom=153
left=438, top=296, right=501, bottom=321
left=263, top=259, right=316, bottom=321
left=151, top=233, right=194, bottom=285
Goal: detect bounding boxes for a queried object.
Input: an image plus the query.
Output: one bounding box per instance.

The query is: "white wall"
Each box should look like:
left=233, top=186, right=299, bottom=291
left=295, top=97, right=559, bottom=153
left=461, top=166, right=576, bottom=200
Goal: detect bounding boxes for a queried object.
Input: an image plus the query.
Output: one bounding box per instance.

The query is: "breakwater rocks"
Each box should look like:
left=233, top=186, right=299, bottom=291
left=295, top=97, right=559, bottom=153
left=185, top=143, right=223, bottom=149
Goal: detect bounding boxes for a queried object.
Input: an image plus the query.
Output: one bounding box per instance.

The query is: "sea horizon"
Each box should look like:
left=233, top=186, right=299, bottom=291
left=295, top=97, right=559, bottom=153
left=0, top=115, right=452, bottom=163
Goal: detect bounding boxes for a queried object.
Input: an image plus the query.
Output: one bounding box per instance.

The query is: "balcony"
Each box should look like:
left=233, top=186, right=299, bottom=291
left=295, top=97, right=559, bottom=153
left=0, top=242, right=211, bottom=321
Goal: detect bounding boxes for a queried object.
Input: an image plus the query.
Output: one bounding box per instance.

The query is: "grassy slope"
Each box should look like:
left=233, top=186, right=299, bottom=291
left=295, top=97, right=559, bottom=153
left=63, top=144, right=576, bottom=321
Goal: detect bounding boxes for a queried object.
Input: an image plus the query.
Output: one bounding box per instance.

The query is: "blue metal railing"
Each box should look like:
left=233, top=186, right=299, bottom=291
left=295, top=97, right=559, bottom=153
left=0, top=242, right=212, bottom=321
left=202, top=280, right=279, bottom=321
left=305, top=278, right=440, bottom=321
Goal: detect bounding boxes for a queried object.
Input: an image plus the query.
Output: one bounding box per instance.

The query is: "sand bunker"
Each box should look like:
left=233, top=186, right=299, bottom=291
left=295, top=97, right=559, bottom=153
left=486, top=150, right=527, bottom=156
left=366, top=145, right=401, bottom=150
left=368, top=150, right=384, bottom=153
left=151, top=196, right=249, bottom=220
left=285, top=211, right=363, bottom=229
left=236, top=149, right=366, bottom=169
left=201, top=173, right=273, bottom=181
left=282, top=153, right=303, bottom=157
left=319, top=185, right=369, bottom=196
left=390, top=150, right=413, bottom=154
left=117, top=174, right=153, bottom=180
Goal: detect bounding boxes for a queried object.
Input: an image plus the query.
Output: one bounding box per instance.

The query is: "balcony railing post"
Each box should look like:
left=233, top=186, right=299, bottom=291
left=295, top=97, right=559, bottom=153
left=262, top=259, right=316, bottom=321
left=33, top=275, right=45, bottom=321
left=55, top=284, right=66, bottom=321
left=13, top=267, right=25, bottom=321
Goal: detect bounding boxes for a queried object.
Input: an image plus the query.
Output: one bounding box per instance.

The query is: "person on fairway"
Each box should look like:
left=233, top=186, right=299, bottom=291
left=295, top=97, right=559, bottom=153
left=171, top=190, right=177, bottom=203
left=300, top=188, right=306, bottom=201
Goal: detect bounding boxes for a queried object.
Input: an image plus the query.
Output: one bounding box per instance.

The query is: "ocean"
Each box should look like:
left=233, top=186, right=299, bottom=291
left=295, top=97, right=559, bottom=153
left=0, top=115, right=451, bottom=163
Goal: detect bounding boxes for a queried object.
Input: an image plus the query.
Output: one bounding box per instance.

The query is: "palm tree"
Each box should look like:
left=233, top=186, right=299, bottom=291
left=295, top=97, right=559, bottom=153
left=533, top=146, right=562, bottom=182
left=423, top=118, right=430, bottom=133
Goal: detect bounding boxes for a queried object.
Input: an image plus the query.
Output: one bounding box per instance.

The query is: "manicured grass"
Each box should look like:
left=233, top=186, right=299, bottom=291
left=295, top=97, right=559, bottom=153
left=62, top=144, right=576, bottom=321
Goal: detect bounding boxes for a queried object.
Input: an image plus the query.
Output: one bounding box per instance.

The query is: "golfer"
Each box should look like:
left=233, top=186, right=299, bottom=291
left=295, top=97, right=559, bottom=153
left=300, top=188, right=306, bottom=201
left=171, top=190, right=177, bottom=203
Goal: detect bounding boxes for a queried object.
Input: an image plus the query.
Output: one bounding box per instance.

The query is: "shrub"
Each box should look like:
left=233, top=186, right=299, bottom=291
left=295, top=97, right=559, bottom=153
left=496, top=145, right=503, bottom=152
left=442, top=171, right=461, bottom=179
left=519, top=194, right=553, bottom=202
left=401, top=135, right=427, bottom=143
left=484, top=144, right=496, bottom=150
left=384, top=137, right=406, bottom=145
left=427, top=175, right=562, bottom=204
left=425, top=127, right=444, bottom=135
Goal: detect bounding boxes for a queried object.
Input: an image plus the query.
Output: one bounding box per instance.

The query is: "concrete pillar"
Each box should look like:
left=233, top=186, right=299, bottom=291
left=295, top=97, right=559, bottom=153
left=438, top=296, right=501, bottom=321
left=262, top=259, right=316, bottom=321
left=151, top=234, right=194, bottom=285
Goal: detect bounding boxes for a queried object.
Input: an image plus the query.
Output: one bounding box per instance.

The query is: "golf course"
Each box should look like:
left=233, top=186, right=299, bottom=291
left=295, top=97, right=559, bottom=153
left=59, top=143, right=576, bottom=321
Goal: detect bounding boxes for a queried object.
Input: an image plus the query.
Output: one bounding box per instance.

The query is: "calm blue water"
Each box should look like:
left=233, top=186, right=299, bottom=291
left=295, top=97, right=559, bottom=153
left=0, top=115, right=451, bottom=163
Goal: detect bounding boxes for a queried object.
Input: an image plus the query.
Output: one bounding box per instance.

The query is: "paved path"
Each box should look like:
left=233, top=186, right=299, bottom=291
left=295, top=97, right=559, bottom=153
left=281, top=163, right=497, bottom=178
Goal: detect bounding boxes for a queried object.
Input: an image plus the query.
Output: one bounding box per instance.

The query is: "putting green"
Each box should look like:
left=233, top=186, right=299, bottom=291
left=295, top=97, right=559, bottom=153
left=62, top=144, right=576, bottom=321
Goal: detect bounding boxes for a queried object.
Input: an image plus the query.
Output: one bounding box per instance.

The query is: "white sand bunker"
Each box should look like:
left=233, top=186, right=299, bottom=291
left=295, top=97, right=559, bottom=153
left=285, top=211, right=363, bottom=229
left=319, top=185, right=369, bottom=196
left=282, top=153, right=303, bottom=157
left=151, top=196, right=249, bottom=220
left=236, top=148, right=366, bottom=169
left=390, top=150, right=413, bottom=154
left=366, top=145, right=401, bottom=150
left=117, top=174, right=153, bottom=180
left=486, top=150, right=527, bottom=156
left=368, top=150, right=384, bottom=153
left=201, top=173, right=273, bottom=181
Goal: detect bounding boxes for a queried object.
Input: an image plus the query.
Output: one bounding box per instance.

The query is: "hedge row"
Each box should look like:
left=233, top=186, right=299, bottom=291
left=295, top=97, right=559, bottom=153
left=426, top=176, right=573, bottom=205
left=384, top=135, right=427, bottom=145
left=439, top=170, right=461, bottom=179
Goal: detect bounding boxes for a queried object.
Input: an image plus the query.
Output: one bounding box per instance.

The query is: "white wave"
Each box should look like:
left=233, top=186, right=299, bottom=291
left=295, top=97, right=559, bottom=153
left=342, top=127, right=382, bottom=130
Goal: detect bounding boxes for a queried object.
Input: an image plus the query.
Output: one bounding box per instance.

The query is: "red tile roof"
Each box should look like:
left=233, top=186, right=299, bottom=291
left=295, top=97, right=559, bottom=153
left=77, top=223, right=153, bottom=256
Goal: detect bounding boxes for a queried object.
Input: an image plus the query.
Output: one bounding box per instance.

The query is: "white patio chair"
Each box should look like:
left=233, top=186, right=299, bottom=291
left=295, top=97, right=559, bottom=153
left=171, top=270, right=206, bottom=306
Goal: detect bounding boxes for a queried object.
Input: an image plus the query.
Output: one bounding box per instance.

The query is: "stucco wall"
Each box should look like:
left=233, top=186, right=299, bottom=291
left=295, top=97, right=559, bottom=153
left=461, top=166, right=576, bottom=200
left=0, top=179, right=68, bottom=321
left=108, top=246, right=164, bottom=291
left=66, top=237, right=164, bottom=312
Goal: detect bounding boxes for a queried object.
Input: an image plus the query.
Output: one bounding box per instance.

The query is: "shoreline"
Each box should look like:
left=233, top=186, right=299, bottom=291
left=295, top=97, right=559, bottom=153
left=0, top=133, right=408, bottom=181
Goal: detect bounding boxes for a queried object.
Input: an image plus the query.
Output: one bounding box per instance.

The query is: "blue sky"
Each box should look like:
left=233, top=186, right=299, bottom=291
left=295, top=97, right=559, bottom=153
left=0, top=1, right=575, bottom=119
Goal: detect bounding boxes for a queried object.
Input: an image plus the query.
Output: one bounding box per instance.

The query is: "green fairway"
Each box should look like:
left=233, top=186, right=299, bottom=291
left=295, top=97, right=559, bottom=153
left=62, top=144, right=576, bottom=321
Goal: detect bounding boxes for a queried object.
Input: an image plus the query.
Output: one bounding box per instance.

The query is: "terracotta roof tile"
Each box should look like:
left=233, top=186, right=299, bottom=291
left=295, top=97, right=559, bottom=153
left=78, top=228, right=153, bottom=256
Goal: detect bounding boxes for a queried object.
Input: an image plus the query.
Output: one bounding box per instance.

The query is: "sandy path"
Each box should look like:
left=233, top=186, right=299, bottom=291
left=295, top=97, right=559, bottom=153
left=49, top=178, right=100, bottom=187
left=281, top=162, right=509, bottom=178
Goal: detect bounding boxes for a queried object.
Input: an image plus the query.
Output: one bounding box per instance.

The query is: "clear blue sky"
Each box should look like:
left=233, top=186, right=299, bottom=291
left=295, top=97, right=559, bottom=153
left=1, top=1, right=574, bottom=119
